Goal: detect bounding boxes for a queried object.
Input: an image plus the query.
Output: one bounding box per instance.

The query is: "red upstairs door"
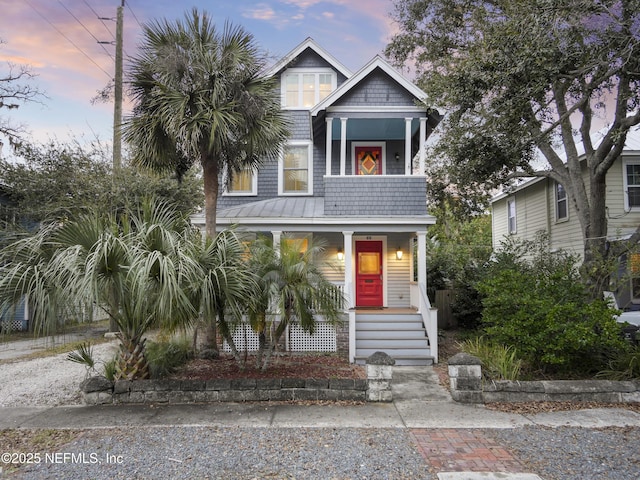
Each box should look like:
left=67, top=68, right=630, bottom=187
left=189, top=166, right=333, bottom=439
left=355, top=240, right=383, bottom=307
left=355, top=146, right=382, bottom=175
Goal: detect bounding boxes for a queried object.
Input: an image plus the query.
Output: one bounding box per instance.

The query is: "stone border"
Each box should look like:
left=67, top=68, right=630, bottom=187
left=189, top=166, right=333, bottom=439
left=448, top=353, right=640, bottom=404
left=81, top=352, right=396, bottom=405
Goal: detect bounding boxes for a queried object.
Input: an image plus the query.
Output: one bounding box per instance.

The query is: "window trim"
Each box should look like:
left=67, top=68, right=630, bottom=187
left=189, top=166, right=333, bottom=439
left=280, top=68, right=337, bottom=110
left=278, top=141, right=313, bottom=196
left=507, top=198, right=517, bottom=234
left=222, top=166, right=258, bottom=196
left=554, top=181, right=568, bottom=222
left=623, top=158, right=640, bottom=212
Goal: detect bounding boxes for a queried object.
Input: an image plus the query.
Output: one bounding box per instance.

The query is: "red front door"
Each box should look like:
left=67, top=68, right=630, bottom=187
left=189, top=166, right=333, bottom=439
left=355, top=240, right=383, bottom=307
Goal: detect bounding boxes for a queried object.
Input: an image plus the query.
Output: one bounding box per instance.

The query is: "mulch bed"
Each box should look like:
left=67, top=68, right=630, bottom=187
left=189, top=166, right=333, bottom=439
left=170, top=353, right=366, bottom=381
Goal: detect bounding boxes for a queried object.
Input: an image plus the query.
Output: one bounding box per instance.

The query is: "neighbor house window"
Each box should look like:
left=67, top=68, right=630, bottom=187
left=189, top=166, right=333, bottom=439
left=555, top=182, right=568, bottom=221
left=281, top=69, right=336, bottom=108
left=625, top=161, right=640, bottom=210
left=279, top=142, right=312, bottom=195
left=507, top=199, right=517, bottom=234
left=225, top=167, right=256, bottom=196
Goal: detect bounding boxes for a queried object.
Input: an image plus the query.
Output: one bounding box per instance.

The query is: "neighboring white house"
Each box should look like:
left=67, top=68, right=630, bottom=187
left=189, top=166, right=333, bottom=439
left=491, top=127, right=640, bottom=309
left=191, top=38, right=441, bottom=364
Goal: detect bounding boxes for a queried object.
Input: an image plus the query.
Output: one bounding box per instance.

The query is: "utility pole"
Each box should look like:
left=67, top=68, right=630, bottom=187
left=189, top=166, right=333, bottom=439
left=113, top=0, right=124, bottom=169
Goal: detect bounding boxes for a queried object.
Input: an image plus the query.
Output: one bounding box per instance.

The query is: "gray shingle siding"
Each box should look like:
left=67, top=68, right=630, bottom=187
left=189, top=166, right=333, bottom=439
left=335, top=69, right=416, bottom=107
left=324, top=176, right=427, bottom=216
left=286, top=111, right=312, bottom=140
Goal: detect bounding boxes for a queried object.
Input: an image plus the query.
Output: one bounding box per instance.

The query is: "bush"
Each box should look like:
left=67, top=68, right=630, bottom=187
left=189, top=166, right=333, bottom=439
left=597, top=347, right=640, bottom=380
left=458, top=336, right=522, bottom=380
left=145, top=336, right=193, bottom=379
left=477, top=234, right=626, bottom=375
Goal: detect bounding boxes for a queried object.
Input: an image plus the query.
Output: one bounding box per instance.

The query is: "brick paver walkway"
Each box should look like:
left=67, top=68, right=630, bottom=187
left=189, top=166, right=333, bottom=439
left=410, top=428, right=527, bottom=473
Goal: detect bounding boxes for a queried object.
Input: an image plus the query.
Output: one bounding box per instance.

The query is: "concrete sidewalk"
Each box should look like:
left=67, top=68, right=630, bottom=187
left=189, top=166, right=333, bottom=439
left=2, top=367, right=639, bottom=480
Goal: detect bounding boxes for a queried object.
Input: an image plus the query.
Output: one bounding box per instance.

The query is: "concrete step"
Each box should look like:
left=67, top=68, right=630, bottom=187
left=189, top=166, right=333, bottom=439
left=357, top=321, right=425, bottom=331
left=356, top=338, right=430, bottom=349
left=355, top=353, right=434, bottom=366
left=357, top=330, right=428, bottom=340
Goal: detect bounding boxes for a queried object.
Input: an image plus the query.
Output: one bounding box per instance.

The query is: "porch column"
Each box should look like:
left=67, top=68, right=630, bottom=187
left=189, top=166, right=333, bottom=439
left=419, top=117, right=427, bottom=175
left=343, top=230, right=355, bottom=363
left=271, top=230, right=282, bottom=256
left=416, top=231, right=427, bottom=290
left=404, top=117, right=413, bottom=175
left=340, top=117, right=348, bottom=176
left=325, top=117, right=333, bottom=177
left=342, top=231, right=354, bottom=309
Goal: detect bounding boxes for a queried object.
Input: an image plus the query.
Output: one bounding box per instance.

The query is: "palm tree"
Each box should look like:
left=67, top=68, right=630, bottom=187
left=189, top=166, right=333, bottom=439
left=247, top=236, right=345, bottom=371
left=123, top=9, right=289, bottom=239
left=0, top=202, right=205, bottom=380
left=123, top=10, right=289, bottom=354
left=187, top=228, right=257, bottom=362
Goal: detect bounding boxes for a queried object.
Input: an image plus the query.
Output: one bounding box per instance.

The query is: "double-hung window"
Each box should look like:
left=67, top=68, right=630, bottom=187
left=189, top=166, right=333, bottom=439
left=281, top=69, right=336, bottom=109
left=625, top=160, right=640, bottom=210
left=507, top=199, right=517, bottom=234
left=280, top=142, right=312, bottom=195
left=555, top=182, right=568, bottom=221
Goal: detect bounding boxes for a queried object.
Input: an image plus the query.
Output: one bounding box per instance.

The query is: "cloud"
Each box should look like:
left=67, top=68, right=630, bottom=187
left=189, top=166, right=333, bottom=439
left=243, top=4, right=277, bottom=21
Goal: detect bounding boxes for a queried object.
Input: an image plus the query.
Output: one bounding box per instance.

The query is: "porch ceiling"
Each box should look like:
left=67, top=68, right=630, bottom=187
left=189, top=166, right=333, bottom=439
left=330, top=118, right=415, bottom=141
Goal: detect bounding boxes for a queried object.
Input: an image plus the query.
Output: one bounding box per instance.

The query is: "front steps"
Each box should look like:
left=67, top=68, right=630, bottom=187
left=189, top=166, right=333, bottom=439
left=354, top=311, right=434, bottom=366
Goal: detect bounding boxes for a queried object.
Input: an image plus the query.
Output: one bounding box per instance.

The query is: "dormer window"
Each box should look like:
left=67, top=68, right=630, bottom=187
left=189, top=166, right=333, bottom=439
left=281, top=68, right=336, bottom=108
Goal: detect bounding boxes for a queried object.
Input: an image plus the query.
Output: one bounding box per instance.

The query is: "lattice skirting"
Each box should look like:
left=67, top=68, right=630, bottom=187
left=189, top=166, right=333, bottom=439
left=222, top=323, right=337, bottom=353
left=0, top=319, right=28, bottom=332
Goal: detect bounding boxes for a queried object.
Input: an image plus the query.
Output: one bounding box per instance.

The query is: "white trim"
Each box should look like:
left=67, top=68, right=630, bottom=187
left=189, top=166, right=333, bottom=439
left=623, top=157, right=640, bottom=212
left=326, top=106, right=428, bottom=113
left=353, top=235, right=388, bottom=308
left=351, top=142, right=387, bottom=175
left=507, top=198, right=517, bottom=234
left=278, top=140, right=313, bottom=196
left=311, top=56, right=430, bottom=117
left=554, top=181, right=569, bottom=222
left=264, top=37, right=352, bottom=79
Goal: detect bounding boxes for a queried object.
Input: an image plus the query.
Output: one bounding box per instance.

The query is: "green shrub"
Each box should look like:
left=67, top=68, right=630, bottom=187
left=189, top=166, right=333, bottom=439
left=597, top=347, right=640, bottom=380
left=145, top=336, right=193, bottom=379
left=458, top=336, right=522, bottom=380
left=477, top=234, right=626, bottom=375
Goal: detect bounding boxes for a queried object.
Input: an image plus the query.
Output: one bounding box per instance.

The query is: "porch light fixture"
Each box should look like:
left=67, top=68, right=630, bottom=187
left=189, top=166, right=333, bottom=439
left=337, top=247, right=344, bottom=261
left=395, top=152, right=400, bottom=162
left=396, top=247, right=403, bottom=260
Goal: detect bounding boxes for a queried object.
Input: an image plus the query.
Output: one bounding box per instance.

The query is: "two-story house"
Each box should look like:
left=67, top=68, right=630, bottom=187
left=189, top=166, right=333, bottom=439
left=491, top=127, right=640, bottom=310
left=191, top=38, right=440, bottom=365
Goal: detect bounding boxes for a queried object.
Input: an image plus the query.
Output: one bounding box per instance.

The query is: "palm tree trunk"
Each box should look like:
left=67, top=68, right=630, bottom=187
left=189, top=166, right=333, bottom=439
left=201, top=157, right=220, bottom=353
left=260, top=315, right=289, bottom=372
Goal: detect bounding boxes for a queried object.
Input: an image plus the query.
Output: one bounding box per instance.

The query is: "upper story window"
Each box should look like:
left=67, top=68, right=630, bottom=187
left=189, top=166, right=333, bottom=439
left=279, top=141, right=313, bottom=195
left=555, top=182, right=568, bottom=221
left=281, top=68, right=336, bottom=109
left=507, top=198, right=517, bottom=234
left=224, top=167, right=257, bottom=196
left=625, top=160, right=640, bottom=210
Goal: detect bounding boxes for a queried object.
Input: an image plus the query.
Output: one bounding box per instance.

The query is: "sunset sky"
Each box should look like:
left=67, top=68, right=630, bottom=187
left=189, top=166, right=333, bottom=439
left=1, top=0, right=400, bottom=153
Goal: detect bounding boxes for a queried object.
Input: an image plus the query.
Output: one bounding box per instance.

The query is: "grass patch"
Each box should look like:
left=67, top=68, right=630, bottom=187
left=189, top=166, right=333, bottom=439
left=0, top=429, right=82, bottom=474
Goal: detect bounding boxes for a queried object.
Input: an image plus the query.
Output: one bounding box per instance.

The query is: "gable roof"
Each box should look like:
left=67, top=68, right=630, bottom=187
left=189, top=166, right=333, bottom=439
left=263, top=37, right=352, bottom=79
left=310, top=55, right=429, bottom=117
left=491, top=126, right=640, bottom=202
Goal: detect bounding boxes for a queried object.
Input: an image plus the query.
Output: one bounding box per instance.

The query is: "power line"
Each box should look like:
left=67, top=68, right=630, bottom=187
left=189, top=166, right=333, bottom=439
left=24, top=0, right=112, bottom=79
left=126, top=1, right=144, bottom=29
left=57, top=0, right=114, bottom=61
left=82, top=0, right=116, bottom=41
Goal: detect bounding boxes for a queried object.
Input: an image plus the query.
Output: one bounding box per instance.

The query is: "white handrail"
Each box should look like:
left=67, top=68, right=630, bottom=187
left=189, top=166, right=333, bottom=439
left=417, top=284, right=438, bottom=363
